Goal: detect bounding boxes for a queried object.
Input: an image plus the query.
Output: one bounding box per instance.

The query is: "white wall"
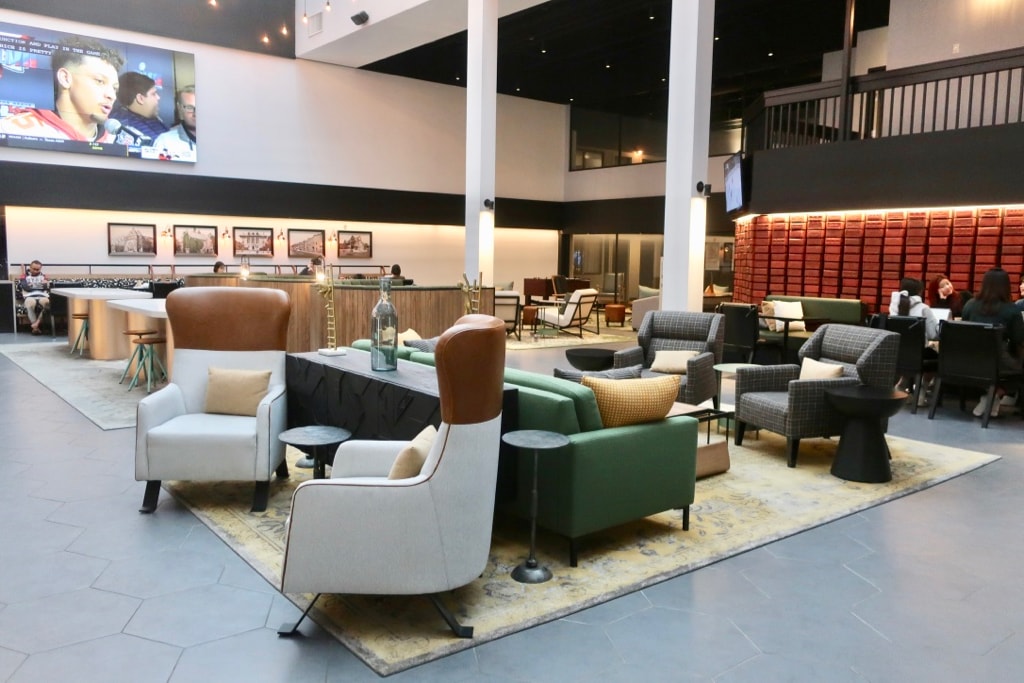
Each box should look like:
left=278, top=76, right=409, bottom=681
left=0, top=8, right=567, bottom=201
left=888, top=0, right=1024, bottom=69
left=4, top=206, right=558, bottom=288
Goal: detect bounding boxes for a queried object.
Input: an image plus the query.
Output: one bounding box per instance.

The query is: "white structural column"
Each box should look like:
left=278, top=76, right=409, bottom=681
left=464, top=0, right=498, bottom=285
left=662, top=0, right=716, bottom=312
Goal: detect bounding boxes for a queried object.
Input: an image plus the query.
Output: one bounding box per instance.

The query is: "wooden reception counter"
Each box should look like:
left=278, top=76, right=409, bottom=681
left=184, top=274, right=494, bottom=351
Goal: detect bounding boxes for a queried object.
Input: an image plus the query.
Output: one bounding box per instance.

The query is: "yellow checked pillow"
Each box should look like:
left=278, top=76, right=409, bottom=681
left=204, top=367, right=272, bottom=417
left=650, top=349, right=700, bottom=374
left=581, top=375, right=680, bottom=428
left=799, top=357, right=844, bottom=380
left=388, top=424, right=437, bottom=479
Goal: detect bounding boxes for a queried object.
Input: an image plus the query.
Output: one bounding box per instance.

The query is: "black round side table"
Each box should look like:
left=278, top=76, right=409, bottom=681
left=825, top=385, right=907, bottom=483
left=501, top=429, right=570, bottom=583
left=564, top=347, right=615, bottom=371
left=279, top=425, right=352, bottom=480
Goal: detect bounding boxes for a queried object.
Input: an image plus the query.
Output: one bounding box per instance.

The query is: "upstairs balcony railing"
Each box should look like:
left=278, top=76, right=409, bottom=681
left=743, top=46, right=1024, bottom=153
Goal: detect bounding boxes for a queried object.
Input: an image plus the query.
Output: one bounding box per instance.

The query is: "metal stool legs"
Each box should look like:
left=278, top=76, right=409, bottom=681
left=70, top=315, right=89, bottom=356
left=127, top=339, right=168, bottom=393
left=119, top=330, right=158, bottom=384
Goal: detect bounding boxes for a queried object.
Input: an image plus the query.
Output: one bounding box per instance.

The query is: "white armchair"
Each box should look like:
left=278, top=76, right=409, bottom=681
left=494, top=289, right=522, bottom=340
left=535, top=287, right=599, bottom=337
left=135, top=287, right=291, bottom=513
left=279, top=314, right=507, bottom=637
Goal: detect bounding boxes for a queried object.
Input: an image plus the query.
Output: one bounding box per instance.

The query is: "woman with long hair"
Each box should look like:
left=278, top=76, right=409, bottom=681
left=926, top=274, right=965, bottom=318
left=961, top=268, right=1024, bottom=417
left=887, top=277, right=939, bottom=404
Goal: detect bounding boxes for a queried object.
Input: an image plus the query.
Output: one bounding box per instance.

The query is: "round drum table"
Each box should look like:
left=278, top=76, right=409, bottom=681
left=825, top=385, right=908, bottom=483
left=564, top=347, right=615, bottom=371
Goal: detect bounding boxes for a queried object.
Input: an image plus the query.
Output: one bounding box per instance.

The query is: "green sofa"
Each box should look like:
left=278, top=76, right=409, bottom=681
left=762, top=294, right=866, bottom=358
left=349, top=341, right=700, bottom=566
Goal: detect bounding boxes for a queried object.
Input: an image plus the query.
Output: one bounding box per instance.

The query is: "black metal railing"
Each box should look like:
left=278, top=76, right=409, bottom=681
left=744, top=46, right=1024, bottom=153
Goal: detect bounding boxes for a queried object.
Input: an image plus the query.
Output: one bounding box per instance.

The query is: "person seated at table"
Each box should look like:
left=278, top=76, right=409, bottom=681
left=1015, top=273, right=1024, bottom=312
left=213, top=261, right=226, bottom=273
left=962, top=268, right=1024, bottom=418
left=926, top=274, right=966, bottom=318
left=888, top=277, right=939, bottom=404
left=299, top=256, right=323, bottom=276
left=20, top=260, right=50, bottom=335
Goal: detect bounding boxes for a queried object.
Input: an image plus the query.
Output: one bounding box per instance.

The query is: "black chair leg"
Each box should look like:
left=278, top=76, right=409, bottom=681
left=910, top=372, right=924, bottom=415
left=981, top=386, right=997, bottom=429
left=276, top=460, right=289, bottom=479
left=735, top=420, right=747, bottom=446
left=569, top=539, right=579, bottom=568
left=251, top=481, right=270, bottom=512
left=928, top=378, right=943, bottom=419
left=786, top=438, right=800, bottom=467
left=681, top=505, right=690, bottom=531
left=139, top=481, right=161, bottom=513
left=429, top=594, right=473, bottom=638
left=278, top=594, right=320, bottom=636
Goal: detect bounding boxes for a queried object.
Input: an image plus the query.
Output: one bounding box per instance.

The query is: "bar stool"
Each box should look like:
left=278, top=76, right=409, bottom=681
left=119, top=329, right=159, bottom=384
left=127, top=336, right=168, bottom=393
left=70, top=313, right=89, bottom=356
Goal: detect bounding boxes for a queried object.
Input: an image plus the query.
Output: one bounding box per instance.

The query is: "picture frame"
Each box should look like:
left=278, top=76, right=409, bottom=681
left=233, top=227, right=274, bottom=257
left=108, top=223, right=157, bottom=256
left=174, top=225, right=218, bottom=256
left=337, top=230, right=373, bottom=259
left=288, top=229, right=325, bottom=258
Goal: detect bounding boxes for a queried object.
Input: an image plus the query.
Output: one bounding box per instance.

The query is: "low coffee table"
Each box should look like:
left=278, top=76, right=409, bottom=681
left=825, top=385, right=908, bottom=483
left=279, top=425, right=352, bottom=480
left=564, top=347, right=615, bottom=371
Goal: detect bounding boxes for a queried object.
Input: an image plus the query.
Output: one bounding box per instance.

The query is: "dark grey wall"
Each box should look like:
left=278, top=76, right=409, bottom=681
left=749, top=123, right=1024, bottom=214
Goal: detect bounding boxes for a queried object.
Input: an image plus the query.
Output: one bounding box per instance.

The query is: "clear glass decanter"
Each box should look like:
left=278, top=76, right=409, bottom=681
left=370, top=278, right=398, bottom=371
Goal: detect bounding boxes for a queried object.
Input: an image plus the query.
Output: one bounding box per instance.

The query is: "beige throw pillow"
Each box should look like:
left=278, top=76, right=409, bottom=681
left=397, top=329, right=421, bottom=345
left=799, top=357, right=844, bottom=380
left=387, top=424, right=437, bottom=479
left=650, top=349, right=700, bottom=374
left=760, top=300, right=776, bottom=330
left=581, top=375, right=680, bottom=428
left=204, top=367, right=272, bottom=416
left=771, top=300, right=806, bottom=332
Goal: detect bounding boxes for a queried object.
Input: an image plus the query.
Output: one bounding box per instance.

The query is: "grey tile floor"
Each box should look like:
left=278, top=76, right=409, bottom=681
left=1, top=331, right=1022, bottom=682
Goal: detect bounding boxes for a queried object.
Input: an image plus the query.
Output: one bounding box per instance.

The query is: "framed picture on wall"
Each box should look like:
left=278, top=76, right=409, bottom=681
left=108, top=223, right=157, bottom=256
left=233, top=227, right=274, bottom=257
left=288, top=229, right=325, bottom=258
left=337, top=231, right=372, bottom=259
left=174, top=225, right=218, bottom=256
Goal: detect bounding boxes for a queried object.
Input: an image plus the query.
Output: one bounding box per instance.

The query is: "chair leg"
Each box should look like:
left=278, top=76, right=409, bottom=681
left=276, top=459, right=290, bottom=479
left=928, top=378, right=943, bottom=419
left=139, top=480, right=161, bottom=513
left=278, top=594, right=321, bottom=637
left=735, top=420, right=747, bottom=446
left=910, top=371, right=924, bottom=415
left=251, top=481, right=270, bottom=512
left=119, top=344, right=145, bottom=384
left=569, top=538, right=579, bottom=568
left=981, top=386, right=997, bottom=429
left=786, top=438, right=800, bottom=467
left=681, top=505, right=690, bottom=531
left=429, top=594, right=473, bottom=638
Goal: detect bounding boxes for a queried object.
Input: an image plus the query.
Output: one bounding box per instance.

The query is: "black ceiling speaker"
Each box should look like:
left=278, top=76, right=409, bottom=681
left=351, top=11, right=369, bottom=26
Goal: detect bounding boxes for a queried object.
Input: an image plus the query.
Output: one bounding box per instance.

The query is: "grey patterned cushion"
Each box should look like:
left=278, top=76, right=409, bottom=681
left=553, top=364, right=643, bottom=383
left=404, top=337, right=439, bottom=352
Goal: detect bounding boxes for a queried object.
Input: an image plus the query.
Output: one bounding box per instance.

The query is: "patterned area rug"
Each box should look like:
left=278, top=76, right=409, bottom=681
left=0, top=342, right=141, bottom=430
left=165, top=432, right=998, bottom=676
left=507, top=314, right=637, bottom=350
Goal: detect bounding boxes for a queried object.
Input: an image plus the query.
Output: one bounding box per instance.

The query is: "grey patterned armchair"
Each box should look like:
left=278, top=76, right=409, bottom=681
left=613, top=310, right=724, bottom=406
left=734, top=324, right=900, bottom=467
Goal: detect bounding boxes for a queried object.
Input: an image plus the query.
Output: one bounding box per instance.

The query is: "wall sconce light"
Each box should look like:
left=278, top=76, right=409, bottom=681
left=221, top=228, right=230, bottom=238
left=327, top=231, right=337, bottom=244
left=325, top=0, right=332, bottom=12
left=483, top=198, right=495, bottom=210
left=276, top=229, right=285, bottom=241
left=695, top=181, right=712, bottom=197
left=351, top=10, right=369, bottom=25
left=160, top=227, right=172, bottom=238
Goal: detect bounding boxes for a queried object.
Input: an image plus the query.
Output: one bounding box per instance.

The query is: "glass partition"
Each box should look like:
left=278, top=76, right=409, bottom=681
left=570, top=108, right=667, bottom=171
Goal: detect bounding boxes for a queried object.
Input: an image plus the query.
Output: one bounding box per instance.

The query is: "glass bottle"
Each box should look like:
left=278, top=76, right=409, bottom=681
left=370, top=278, right=398, bottom=371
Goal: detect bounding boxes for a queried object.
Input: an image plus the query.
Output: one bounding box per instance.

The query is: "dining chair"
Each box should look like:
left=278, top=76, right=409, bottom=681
left=869, top=314, right=938, bottom=414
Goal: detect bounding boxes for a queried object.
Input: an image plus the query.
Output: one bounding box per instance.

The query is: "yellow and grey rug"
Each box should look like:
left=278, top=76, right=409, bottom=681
left=165, top=432, right=998, bottom=676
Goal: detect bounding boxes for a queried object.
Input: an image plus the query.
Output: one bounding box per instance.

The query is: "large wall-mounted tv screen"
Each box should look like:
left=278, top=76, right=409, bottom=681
left=0, top=21, right=196, bottom=162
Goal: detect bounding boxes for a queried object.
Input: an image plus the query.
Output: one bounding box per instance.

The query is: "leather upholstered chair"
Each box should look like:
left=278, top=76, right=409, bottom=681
left=135, top=287, right=291, bottom=513
left=613, top=310, right=725, bottom=407
left=733, top=324, right=900, bottom=467
left=279, top=314, right=506, bottom=638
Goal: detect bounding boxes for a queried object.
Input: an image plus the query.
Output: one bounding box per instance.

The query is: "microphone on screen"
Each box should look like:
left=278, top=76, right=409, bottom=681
left=104, top=118, right=153, bottom=145
left=104, top=118, right=122, bottom=135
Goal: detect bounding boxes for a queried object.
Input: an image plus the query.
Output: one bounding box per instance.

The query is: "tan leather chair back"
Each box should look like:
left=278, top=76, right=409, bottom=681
left=167, top=287, right=290, bottom=351
left=435, top=314, right=505, bottom=425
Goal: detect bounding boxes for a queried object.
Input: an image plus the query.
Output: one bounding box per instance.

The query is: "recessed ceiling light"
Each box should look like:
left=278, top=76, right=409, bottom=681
left=280, top=24, right=288, bottom=36
left=768, top=52, right=774, bottom=57
left=714, top=36, right=719, bottom=41
left=261, top=34, right=270, bottom=44
left=208, top=0, right=217, bottom=6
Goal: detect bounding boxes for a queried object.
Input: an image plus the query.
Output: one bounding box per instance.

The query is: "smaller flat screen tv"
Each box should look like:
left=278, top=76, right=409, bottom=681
left=723, top=152, right=750, bottom=217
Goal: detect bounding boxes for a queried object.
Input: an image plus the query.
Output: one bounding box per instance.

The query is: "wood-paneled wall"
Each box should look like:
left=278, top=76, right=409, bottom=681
left=733, top=206, right=1024, bottom=314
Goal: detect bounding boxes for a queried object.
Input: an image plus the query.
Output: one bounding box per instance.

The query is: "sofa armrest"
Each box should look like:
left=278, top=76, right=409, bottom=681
left=682, top=351, right=717, bottom=405
left=630, top=296, right=659, bottom=330
left=735, top=364, right=799, bottom=395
